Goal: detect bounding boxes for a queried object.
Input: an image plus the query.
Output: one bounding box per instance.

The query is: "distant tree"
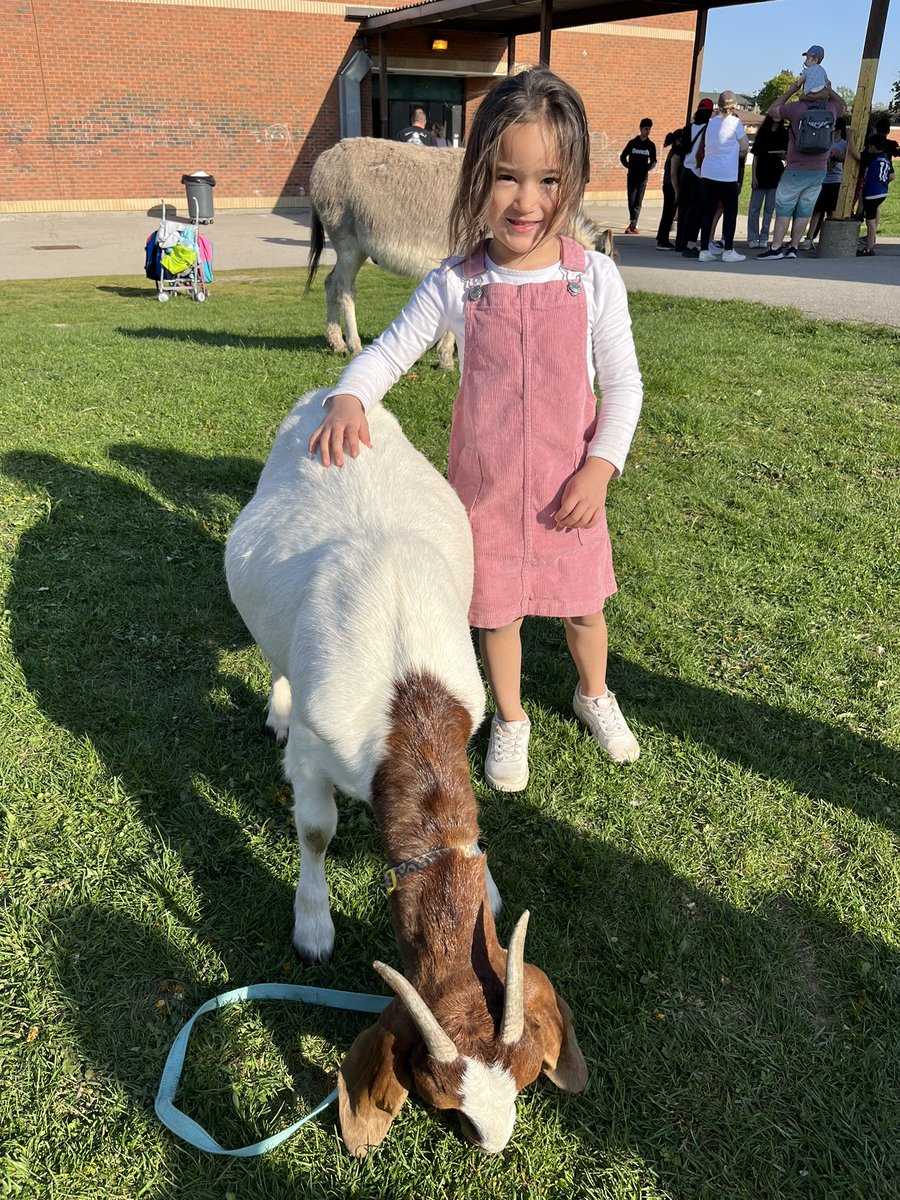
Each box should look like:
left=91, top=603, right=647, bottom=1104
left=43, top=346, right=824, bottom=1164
left=755, top=70, right=798, bottom=112
left=836, top=85, right=856, bottom=107
left=891, top=72, right=899, bottom=116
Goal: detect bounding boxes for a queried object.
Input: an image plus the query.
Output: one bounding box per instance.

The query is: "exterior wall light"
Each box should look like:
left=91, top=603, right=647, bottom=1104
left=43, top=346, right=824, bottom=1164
left=432, top=38, right=448, bottom=51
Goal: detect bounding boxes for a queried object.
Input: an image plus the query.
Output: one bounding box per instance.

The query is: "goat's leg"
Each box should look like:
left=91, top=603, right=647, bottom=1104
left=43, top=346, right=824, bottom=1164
left=436, top=330, right=456, bottom=372
left=284, top=725, right=338, bottom=963
left=265, top=670, right=292, bottom=747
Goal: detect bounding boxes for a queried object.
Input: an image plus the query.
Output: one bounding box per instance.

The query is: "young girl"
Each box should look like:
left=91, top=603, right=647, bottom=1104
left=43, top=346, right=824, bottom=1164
left=310, top=68, right=643, bottom=790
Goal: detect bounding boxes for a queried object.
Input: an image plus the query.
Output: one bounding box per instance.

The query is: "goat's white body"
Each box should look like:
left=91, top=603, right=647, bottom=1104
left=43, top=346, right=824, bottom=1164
left=225, top=389, right=487, bottom=958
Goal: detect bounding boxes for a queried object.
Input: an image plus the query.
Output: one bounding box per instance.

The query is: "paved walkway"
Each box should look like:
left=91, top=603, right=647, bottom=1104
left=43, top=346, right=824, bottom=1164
left=1, top=201, right=897, bottom=327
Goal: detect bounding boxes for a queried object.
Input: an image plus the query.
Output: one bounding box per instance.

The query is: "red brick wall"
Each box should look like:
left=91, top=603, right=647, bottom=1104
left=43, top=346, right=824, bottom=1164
left=2, top=1, right=696, bottom=208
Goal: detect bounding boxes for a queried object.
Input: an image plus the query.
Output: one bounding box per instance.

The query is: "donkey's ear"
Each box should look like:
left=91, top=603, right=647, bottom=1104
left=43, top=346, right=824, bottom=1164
left=540, top=994, right=589, bottom=1093
left=338, top=1003, right=414, bottom=1157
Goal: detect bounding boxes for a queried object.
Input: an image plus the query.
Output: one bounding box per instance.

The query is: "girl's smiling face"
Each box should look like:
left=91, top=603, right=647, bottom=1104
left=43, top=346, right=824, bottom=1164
left=485, top=120, right=564, bottom=269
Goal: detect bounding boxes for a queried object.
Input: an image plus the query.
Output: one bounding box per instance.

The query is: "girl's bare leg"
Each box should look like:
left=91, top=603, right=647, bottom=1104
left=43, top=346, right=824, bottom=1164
left=563, top=610, right=608, bottom=698
left=479, top=619, right=526, bottom=721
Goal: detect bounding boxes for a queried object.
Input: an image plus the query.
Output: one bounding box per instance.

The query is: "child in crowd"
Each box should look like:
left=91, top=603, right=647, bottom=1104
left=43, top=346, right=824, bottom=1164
left=858, top=134, right=894, bottom=256
left=798, top=44, right=828, bottom=97
left=309, top=68, right=644, bottom=789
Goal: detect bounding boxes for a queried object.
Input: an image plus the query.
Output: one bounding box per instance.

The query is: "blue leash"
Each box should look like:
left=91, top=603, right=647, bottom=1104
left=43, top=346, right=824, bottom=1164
left=155, top=982, right=391, bottom=1156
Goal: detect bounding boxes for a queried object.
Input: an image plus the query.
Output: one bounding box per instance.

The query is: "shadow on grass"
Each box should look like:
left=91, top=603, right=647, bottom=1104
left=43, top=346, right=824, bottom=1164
left=96, top=286, right=161, bottom=299
left=115, top=326, right=334, bottom=353
left=3, top=447, right=382, bottom=1191
left=3, top=446, right=896, bottom=1197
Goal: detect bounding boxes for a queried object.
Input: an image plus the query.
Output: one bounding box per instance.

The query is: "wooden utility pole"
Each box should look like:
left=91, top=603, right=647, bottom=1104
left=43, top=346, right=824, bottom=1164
left=685, top=7, right=709, bottom=129
left=378, top=34, right=389, bottom=139
left=539, top=0, right=552, bottom=68
left=834, top=0, right=891, bottom=219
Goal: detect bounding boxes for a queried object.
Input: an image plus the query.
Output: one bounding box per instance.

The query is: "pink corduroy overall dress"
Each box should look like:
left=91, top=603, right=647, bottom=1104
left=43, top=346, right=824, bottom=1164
left=447, top=236, right=617, bottom=629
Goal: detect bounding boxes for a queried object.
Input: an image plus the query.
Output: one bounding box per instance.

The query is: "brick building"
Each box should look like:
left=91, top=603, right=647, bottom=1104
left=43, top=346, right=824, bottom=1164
left=4, top=0, right=699, bottom=212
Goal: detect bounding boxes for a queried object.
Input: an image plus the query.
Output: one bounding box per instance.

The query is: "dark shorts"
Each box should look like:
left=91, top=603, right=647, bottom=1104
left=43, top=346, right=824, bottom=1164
left=863, top=197, right=885, bottom=220
left=813, top=181, right=840, bottom=213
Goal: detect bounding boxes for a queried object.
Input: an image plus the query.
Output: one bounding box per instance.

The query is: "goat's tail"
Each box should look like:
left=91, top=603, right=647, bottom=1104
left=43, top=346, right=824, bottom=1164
left=305, top=207, right=325, bottom=295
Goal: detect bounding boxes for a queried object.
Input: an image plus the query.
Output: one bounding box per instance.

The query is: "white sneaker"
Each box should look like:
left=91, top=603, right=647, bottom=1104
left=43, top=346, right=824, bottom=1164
left=721, top=249, right=746, bottom=262
left=799, top=238, right=814, bottom=251
left=698, top=249, right=716, bottom=262
left=747, top=240, right=761, bottom=249
left=484, top=716, right=530, bottom=791
left=573, top=687, right=640, bottom=763
left=709, top=241, right=725, bottom=257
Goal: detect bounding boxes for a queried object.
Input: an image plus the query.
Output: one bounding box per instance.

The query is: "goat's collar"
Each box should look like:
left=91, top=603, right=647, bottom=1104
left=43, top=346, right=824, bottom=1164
left=383, top=841, right=485, bottom=895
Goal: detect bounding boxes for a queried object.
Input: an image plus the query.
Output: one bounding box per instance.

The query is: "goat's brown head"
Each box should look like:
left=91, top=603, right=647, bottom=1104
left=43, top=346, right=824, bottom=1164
left=338, top=911, right=587, bottom=1156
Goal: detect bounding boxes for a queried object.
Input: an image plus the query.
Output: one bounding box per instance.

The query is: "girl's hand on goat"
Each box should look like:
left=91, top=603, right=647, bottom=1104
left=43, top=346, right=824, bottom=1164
left=308, top=394, right=372, bottom=467
left=553, top=456, right=615, bottom=529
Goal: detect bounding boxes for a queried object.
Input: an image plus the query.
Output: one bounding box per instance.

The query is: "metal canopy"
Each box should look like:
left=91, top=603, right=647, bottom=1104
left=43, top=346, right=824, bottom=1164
left=353, top=0, right=764, bottom=38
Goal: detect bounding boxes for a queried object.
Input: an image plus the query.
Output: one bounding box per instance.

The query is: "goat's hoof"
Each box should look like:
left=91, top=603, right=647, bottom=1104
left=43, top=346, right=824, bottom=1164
left=293, top=944, right=333, bottom=966
left=265, top=722, right=288, bottom=747
left=292, top=916, right=335, bottom=964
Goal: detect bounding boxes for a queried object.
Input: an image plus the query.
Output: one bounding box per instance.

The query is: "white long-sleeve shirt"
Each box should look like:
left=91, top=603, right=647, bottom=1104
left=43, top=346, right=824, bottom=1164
left=331, top=248, right=643, bottom=475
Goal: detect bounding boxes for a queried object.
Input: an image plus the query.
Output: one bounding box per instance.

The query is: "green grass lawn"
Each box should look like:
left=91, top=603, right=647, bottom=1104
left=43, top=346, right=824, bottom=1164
left=1, top=268, right=898, bottom=1200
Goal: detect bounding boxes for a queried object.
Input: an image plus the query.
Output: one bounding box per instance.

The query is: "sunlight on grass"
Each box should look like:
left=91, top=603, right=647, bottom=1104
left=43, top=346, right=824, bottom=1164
left=0, top=267, right=897, bottom=1200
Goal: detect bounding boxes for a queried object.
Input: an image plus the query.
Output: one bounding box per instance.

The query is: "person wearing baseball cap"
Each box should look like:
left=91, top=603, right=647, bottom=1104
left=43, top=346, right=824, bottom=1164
left=674, top=99, right=715, bottom=255
left=696, top=91, right=750, bottom=262
left=757, top=67, right=845, bottom=260
left=799, top=45, right=828, bottom=97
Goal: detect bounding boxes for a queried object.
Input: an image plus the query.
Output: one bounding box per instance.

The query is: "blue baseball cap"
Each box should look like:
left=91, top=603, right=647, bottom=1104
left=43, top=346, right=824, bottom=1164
left=803, top=45, right=825, bottom=58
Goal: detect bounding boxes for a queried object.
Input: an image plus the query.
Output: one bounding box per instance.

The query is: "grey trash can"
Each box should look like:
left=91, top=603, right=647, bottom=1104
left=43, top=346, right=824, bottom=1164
left=181, top=172, right=215, bottom=223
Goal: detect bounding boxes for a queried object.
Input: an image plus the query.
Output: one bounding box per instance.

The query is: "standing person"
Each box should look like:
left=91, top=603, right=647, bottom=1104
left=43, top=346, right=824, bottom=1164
left=697, top=91, right=749, bottom=262
left=675, top=99, right=714, bottom=256
left=619, top=118, right=657, bottom=233
left=396, top=107, right=438, bottom=146
left=857, top=134, right=894, bottom=256
left=756, top=83, right=845, bottom=261
left=802, top=117, right=856, bottom=247
left=309, top=68, right=644, bottom=788
left=431, top=122, right=449, bottom=147
left=655, top=129, right=682, bottom=249
left=747, top=113, right=788, bottom=248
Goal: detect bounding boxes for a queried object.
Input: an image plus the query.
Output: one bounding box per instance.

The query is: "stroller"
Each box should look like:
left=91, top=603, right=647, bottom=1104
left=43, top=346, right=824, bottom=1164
left=144, top=198, right=213, bottom=302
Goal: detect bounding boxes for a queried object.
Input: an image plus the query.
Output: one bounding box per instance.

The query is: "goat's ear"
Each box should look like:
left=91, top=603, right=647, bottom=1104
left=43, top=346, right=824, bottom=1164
left=540, top=994, right=589, bottom=1093
left=338, top=1004, right=414, bottom=1157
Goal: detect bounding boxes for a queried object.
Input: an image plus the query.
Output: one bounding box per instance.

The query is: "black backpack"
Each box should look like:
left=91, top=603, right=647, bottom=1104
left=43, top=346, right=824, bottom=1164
left=795, top=103, right=835, bottom=154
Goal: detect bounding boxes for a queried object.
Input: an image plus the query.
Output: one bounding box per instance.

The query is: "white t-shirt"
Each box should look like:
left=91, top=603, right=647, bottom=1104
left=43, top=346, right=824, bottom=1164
left=700, top=113, right=747, bottom=182
left=801, top=63, right=828, bottom=94
left=329, top=249, right=643, bottom=475
left=682, top=121, right=707, bottom=173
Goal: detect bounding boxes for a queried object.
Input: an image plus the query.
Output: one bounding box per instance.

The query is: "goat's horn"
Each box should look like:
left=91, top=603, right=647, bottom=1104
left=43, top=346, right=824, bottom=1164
left=373, top=961, right=459, bottom=1064
left=500, top=910, right=530, bottom=1045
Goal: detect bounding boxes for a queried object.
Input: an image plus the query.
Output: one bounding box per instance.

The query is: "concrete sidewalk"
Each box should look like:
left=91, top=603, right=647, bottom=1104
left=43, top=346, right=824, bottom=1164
left=1, top=202, right=897, bottom=327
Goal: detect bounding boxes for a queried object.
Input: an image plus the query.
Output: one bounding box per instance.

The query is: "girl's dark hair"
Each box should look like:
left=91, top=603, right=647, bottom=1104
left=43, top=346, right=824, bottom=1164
left=448, top=68, right=590, bottom=257
left=663, top=128, right=681, bottom=148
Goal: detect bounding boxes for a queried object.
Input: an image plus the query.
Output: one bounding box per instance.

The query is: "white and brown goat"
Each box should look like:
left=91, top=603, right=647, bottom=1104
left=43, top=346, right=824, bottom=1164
left=224, top=390, right=587, bottom=1155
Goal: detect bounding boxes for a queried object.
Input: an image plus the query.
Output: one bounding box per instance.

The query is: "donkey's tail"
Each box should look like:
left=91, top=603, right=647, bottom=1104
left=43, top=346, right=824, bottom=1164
left=305, top=208, right=325, bottom=295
